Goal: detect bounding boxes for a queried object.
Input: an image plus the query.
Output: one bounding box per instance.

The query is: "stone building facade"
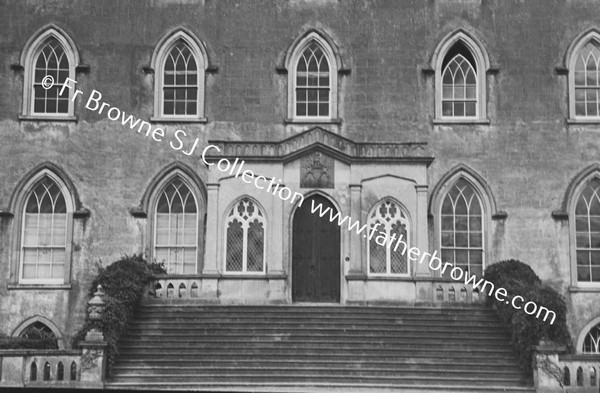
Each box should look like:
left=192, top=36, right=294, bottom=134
left=0, top=0, right=599, bottom=360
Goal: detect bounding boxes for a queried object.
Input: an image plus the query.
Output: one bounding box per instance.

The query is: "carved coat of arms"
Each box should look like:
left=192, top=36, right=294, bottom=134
left=300, top=152, right=334, bottom=188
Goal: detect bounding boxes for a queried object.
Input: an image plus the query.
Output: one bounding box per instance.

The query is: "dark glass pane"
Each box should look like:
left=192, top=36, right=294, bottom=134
left=186, top=102, right=196, bottom=115
left=247, top=220, right=264, bottom=272
left=469, top=233, right=482, bottom=247
left=296, top=103, right=306, bottom=116
left=578, top=250, right=590, bottom=266
left=307, top=103, right=318, bottom=116
left=442, top=102, right=452, bottom=116
left=226, top=220, right=243, bottom=271
left=441, top=216, right=454, bottom=230
left=164, top=101, right=174, bottom=115
left=465, top=102, right=476, bottom=116
left=454, top=102, right=465, bottom=117
left=57, top=99, right=68, bottom=113
left=455, top=216, right=468, bottom=230
left=455, top=232, right=468, bottom=247
left=318, top=103, right=328, bottom=116
left=47, top=99, right=57, bottom=113
left=441, top=231, right=454, bottom=247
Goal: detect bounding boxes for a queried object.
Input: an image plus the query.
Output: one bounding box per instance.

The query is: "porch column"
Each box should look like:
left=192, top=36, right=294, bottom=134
left=415, top=184, right=431, bottom=277
left=348, top=184, right=363, bottom=275
left=203, top=183, right=220, bottom=275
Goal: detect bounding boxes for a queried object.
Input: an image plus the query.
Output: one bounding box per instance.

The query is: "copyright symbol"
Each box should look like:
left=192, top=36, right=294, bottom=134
left=41, top=75, right=54, bottom=90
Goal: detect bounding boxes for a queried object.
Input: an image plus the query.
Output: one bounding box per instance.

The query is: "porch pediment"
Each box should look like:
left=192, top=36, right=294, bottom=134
left=206, top=127, right=434, bottom=165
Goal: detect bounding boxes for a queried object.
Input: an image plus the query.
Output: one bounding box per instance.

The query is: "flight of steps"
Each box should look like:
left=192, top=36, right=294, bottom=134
left=106, top=304, right=535, bottom=392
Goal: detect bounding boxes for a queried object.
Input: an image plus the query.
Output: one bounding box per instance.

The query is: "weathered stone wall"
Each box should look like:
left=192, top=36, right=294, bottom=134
left=0, top=0, right=599, bottom=347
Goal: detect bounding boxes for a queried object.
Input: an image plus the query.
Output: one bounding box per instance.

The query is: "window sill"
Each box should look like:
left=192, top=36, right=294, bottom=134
left=213, top=273, right=287, bottom=280
left=569, top=285, right=600, bottom=293
left=150, top=117, right=208, bottom=124
left=567, top=119, right=600, bottom=125
left=284, top=118, right=342, bottom=125
left=433, top=118, right=490, bottom=125
left=8, top=284, right=71, bottom=290
left=19, top=115, right=77, bottom=122
left=362, top=275, right=413, bottom=281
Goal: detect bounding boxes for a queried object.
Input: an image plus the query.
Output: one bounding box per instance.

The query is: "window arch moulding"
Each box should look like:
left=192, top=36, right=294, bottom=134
left=427, top=29, right=496, bottom=125
left=16, top=24, right=88, bottom=121
left=6, top=164, right=87, bottom=288
left=562, top=164, right=600, bottom=289
left=429, top=165, right=503, bottom=279
left=278, top=29, right=350, bottom=125
left=147, top=28, right=215, bottom=123
left=562, top=29, right=600, bottom=123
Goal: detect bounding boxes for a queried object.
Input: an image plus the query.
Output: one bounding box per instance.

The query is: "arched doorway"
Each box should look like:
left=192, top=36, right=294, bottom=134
left=292, top=194, right=340, bottom=302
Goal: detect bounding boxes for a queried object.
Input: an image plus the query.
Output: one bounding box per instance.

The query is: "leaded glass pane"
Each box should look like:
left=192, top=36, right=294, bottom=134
left=225, top=198, right=266, bottom=272
left=368, top=200, right=409, bottom=275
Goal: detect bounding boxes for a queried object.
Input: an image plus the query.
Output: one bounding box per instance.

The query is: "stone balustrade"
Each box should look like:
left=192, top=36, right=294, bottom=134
left=535, top=344, right=600, bottom=392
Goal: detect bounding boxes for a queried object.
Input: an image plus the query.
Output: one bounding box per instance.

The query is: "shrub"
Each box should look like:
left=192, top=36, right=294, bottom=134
left=73, top=255, right=166, bottom=370
left=484, top=259, right=573, bottom=379
left=0, top=330, right=58, bottom=350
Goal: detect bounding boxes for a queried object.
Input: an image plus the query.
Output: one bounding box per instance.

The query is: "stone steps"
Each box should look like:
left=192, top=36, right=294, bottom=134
left=107, top=304, right=533, bottom=392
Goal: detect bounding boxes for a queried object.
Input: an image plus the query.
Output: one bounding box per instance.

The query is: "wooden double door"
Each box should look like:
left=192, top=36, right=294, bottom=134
left=292, top=195, right=341, bottom=302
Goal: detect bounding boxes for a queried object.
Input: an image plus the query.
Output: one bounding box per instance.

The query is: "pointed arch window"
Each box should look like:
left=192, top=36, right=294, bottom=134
left=442, top=43, right=478, bottom=118
left=574, top=177, right=600, bottom=283
left=153, top=177, right=198, bottom=274
left=286, top=32, right=339, bottom=122
left=433, top=32, right=489, bottom=122
left=162, top=41, right=198, bottom=116
left=367, top=199, right=410, bottom=276
left=152, top=31, right=207, bottom=121
left=583, top=322, right=600, bottom=353
left=574, top=40, right=600, bottom=118
left=21, top=27, right=79, bottom=118
left=440, top=178, right=484, bottom=276
left=295, top=42, right=330, bottom=118
left=21, top=177, right=70, bottom=283
left=224, top=197, right=266, bottom=273
left=567, top=31, right=600, bottom=121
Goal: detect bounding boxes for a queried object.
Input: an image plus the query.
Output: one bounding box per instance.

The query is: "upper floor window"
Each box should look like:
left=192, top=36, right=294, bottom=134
left=574, top=40, right=600, bottom=118
left=224, top=197, right=266, bottom=273
left=154, top=177, right=198, bottom=274
left=432, top=30, right=489, bottom=122
left=20, top=176, right=72, bottom=284
left=285, top=31, right=340, bottom=122
left=296, top=42, right=330, bottom=118
left=574, top=177, right=600, bottom=283
left=21, top=26, right=79, bottom=118
left=367, top=199, right=410, bottom=276
left=151, top=29, right=207, bottom=121
left=442, top=43, right=477, bottom=118
left=567, top=31, right=600, bottom=121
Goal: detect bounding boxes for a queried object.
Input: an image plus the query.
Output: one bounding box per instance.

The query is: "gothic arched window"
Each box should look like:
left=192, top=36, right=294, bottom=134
left=154, top=177, right=198, bottom=274
left=367, top=199, right=410, bottom=276
left=21, top=177, right=69, bottom=283
left=440, top=178, right=484, bottom=276
left=224, top=197, right=266, bottom=273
